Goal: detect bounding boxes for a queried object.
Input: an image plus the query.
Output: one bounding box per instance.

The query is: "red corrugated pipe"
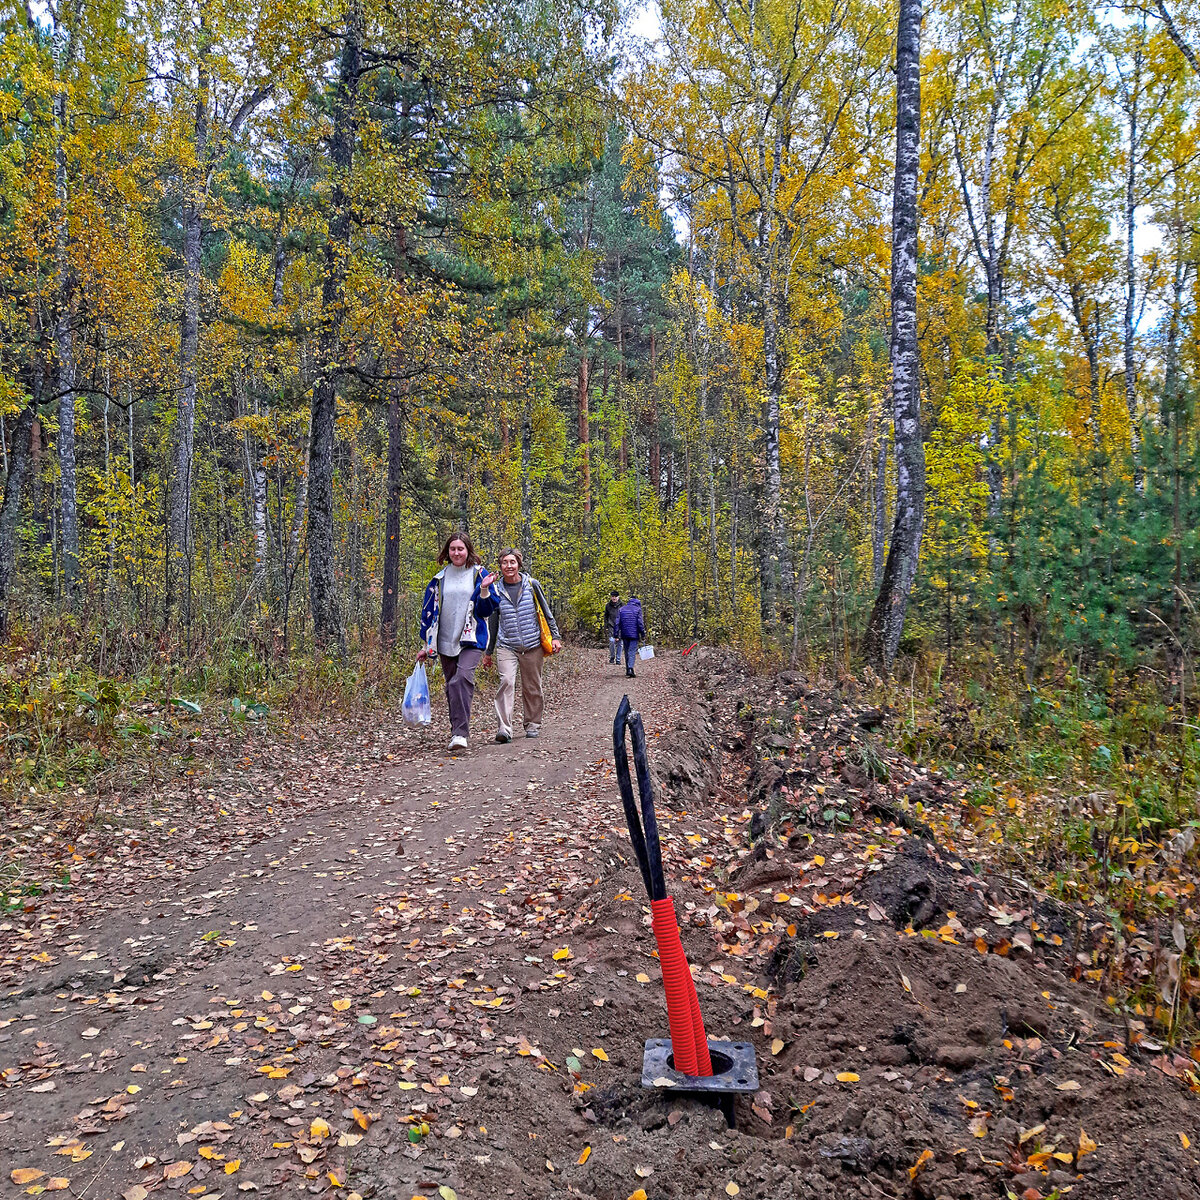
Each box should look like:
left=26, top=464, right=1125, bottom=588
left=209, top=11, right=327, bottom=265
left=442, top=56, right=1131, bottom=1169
left=615, top=696, right=712, bottom=1077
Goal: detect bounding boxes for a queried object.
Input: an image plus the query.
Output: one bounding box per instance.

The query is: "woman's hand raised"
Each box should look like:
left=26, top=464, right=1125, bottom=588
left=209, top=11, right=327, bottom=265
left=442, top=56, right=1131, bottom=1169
left=480, top=572, right=497, bottom=591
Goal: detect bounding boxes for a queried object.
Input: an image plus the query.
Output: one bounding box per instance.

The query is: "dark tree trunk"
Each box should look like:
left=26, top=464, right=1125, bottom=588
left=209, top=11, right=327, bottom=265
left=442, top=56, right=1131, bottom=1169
left=381, top=224, right=407, bottom=649
left=308, top=6, right=362, bottom=654
left=863, top=0, right=925, bottom=675
left=54, top=83, right=79, bottom=602
left=381, top=394, right=404, bottom=648
left=0, top=403, right=35, bottom=638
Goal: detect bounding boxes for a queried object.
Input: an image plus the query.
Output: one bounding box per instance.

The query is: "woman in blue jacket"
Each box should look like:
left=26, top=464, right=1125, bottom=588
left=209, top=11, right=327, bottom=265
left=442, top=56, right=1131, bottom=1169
left=417, top=532, right=497, bottom=751
left=617, top=594, right=646, bottom=678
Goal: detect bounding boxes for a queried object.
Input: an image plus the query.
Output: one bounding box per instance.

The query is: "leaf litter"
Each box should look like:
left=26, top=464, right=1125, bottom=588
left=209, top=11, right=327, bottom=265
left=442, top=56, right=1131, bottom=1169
left=0, top=649, right=1197, bottom=1199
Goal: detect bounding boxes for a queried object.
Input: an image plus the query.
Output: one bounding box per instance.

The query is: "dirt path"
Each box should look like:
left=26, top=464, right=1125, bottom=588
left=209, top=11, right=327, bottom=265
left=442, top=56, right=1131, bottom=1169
left=6, top=650, right=1198, bottom=1200
left=1, top=651, right=717, bottom=1200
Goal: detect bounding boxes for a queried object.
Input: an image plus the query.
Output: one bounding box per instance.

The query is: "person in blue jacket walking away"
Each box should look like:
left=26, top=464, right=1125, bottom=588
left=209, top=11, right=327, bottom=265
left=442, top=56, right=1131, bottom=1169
left=417, top=531, right=497, bottom=752
left=617, top=594, right=646, bottom=678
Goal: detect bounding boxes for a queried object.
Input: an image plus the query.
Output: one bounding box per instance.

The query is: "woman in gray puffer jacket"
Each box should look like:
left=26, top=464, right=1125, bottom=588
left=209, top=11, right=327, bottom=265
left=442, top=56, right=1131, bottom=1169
left=483, top=548, right=561, bottom=742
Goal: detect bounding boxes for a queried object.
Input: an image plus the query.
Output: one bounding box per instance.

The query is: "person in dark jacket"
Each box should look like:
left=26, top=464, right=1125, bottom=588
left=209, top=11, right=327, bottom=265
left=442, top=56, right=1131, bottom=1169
left=603, top=591, right=622, bottom=664
left=417, top=531, right=497, bottom=752
left=484, top=548, right=561, bottom=741
left=617, top=595, right=646, bottom=678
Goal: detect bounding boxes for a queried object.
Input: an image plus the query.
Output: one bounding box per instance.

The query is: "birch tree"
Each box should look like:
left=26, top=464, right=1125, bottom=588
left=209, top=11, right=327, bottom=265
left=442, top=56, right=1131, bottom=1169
left=863, top=0, right=924, bottom=673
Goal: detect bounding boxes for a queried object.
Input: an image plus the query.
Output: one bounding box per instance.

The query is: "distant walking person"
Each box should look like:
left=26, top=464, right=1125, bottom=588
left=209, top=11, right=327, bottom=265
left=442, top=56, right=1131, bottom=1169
left=603, top=591, right=622, bottom=665
left=417, top=532, right=497, bottom=752
left=617, top=594, right=646, bottom=678
left=484, top=549, right=561, bottom=742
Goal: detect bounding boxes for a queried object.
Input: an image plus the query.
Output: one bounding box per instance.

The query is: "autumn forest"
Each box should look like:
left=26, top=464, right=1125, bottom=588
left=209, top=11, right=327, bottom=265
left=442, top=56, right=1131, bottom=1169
left=7, top=2, right=1200, bottom=1191
left=2, top=0, right=1200, bottom=788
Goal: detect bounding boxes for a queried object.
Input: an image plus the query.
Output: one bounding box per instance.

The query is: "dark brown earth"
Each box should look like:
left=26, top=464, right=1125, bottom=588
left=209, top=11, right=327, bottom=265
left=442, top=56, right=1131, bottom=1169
left=1, top=649, right=1198, bottom=1200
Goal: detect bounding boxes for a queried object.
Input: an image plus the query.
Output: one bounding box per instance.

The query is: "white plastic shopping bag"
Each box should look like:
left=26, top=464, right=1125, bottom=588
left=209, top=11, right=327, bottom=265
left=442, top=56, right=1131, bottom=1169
left=402, top=662, right=432, bottom=725
left=638, top=645, right=655, bottom=660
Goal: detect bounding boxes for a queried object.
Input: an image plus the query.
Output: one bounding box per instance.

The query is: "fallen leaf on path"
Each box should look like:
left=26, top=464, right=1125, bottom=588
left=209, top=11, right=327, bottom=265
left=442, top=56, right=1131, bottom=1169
left=225, top=1160, right=240, bottom=1174
left=44, top=1179, right=69, bottom=1192
left=592, top=1048, right=609, bottom=1062
left=835, top=1072, right=859, bottom=1083
left=11, top=1170, right=44, bottom=1185
left=577, top=1146, right=591, bottom=1164
left=122, top=1188, right=148, bottom=1200
left=1055, top=1080, right=1081, bottom=1091
left=725, top=1184, right=739, bottom=1196
left=163, top=1161, right=192, bottom=1180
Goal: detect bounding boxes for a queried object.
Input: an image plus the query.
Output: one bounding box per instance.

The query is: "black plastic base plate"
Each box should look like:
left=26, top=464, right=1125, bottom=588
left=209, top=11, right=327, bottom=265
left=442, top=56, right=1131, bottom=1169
left=640, top=1037, right=759, bottom=1094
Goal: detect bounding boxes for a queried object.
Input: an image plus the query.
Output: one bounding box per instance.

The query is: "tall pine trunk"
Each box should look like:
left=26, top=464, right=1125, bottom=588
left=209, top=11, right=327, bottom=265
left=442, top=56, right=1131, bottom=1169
left=381, top=225, right=407, bottom=649
left=863, top=0, right=924, bottom=675
left=308, top=7, right=362, bottom=654
left=381, top=394, right=404, bottom=647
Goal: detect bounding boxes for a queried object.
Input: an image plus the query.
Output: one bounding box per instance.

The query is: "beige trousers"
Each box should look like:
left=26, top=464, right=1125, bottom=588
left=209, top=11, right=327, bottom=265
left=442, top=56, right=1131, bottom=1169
left=495, top=645, right=545, bottom=735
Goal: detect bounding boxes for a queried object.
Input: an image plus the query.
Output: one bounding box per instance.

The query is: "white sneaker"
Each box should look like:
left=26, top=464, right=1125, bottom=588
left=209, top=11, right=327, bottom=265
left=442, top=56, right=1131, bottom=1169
left=448, top=735, right=468, bottom=751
